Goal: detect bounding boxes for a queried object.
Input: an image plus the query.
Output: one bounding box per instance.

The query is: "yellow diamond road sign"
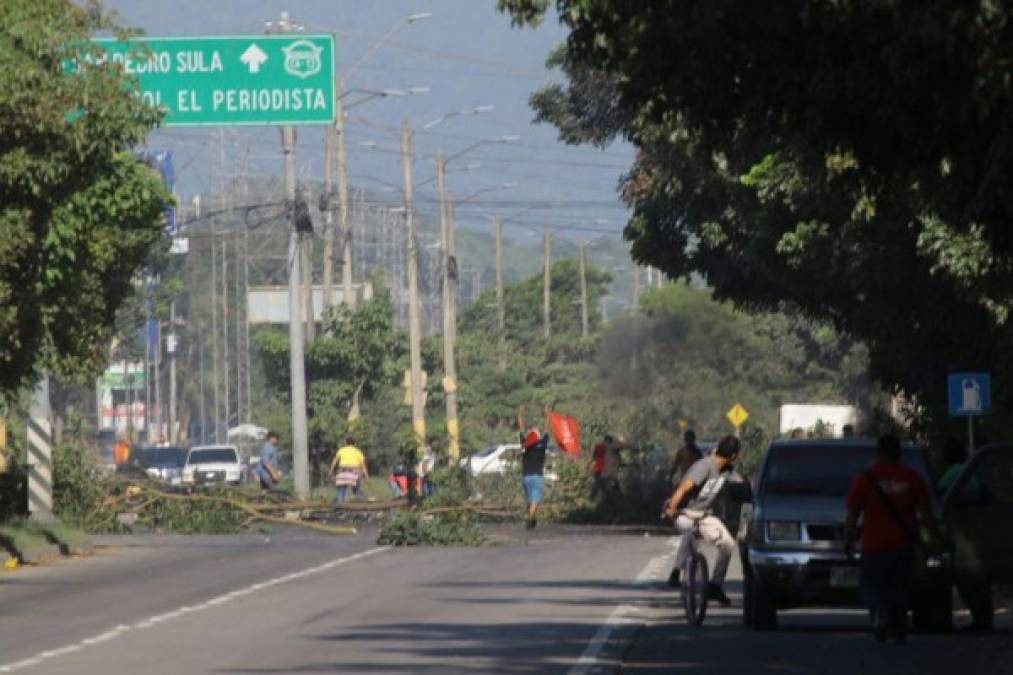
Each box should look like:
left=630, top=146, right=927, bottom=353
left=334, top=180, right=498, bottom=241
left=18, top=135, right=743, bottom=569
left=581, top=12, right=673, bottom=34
left=726, top=404, right=749, bottom=428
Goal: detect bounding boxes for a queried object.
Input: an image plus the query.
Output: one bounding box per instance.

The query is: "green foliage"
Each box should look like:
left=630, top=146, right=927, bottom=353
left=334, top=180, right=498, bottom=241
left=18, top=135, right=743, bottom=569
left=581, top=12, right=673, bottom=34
left=255, top=286, right=407, bottom=479
left=52, top=440, right=108, bottom=528
left=498, top=0, right=1013, bottom=439
left=597, top=283, right=870, bottom=441
left=0, top=0, right=172, bottom=394
left=377, top=511, right=486, bottom=547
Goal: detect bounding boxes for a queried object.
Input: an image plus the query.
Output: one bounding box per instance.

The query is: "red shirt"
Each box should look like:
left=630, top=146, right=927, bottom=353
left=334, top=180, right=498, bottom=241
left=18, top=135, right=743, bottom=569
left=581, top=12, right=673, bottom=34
left=592, top=444, right=606, bottom=475
left=846, top=461, right=929, bottom=553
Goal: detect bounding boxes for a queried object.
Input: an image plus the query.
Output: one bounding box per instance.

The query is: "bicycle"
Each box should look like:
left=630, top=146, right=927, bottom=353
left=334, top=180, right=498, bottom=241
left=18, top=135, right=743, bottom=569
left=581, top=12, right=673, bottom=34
left=662, top=505, right=712, bottom=627
left=675, top=510, right=711, bottom=627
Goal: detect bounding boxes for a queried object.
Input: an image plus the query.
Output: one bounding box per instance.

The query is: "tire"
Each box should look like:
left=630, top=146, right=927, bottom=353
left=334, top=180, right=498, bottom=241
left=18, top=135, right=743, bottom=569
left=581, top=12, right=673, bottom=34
left=912, top=586, right=953, bottom=634
left=750, top=577, right=778, bottom=631
left=742, top=571, right=754, bottom=627
left=682, top=553, right=710, bottom=626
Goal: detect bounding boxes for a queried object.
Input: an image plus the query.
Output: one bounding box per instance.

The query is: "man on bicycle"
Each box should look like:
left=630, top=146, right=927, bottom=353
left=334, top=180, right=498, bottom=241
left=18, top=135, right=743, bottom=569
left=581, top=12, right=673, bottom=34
left=663, top=435, right=742, bottom=606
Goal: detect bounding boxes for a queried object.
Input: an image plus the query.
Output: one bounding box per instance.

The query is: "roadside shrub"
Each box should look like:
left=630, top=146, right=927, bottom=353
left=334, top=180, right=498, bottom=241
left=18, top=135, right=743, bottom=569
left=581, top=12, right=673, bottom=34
left=52, top=440, right=108, bottom=527
left=377, top=511, right=486, bottom=546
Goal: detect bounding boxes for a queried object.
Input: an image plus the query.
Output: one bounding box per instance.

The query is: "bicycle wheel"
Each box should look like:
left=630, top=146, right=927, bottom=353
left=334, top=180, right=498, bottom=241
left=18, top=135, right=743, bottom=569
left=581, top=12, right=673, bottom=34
left=682, top=552, right=710, bottom=626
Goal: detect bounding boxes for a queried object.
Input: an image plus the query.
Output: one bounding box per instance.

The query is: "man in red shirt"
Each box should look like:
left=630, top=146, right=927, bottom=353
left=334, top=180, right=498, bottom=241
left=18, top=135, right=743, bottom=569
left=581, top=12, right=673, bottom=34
left=844, top=433, right=939, bottom=643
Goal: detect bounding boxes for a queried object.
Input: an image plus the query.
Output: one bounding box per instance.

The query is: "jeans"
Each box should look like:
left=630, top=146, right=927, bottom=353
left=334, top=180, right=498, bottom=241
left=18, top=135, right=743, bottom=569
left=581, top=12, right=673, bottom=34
left=860, top=549, right=913, bottom=633
left=335, top=485, right=350, bottom=503
left=522, top=474, right=545, bottom=504
left=673, top=514, right=735, bottom=585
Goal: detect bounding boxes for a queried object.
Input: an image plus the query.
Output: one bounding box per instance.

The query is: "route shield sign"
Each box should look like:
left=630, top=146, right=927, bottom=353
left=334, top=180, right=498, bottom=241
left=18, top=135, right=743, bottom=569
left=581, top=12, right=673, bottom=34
left=85, top=35, right=335, bottom=126
left=726, top=404, right=749, bottom=428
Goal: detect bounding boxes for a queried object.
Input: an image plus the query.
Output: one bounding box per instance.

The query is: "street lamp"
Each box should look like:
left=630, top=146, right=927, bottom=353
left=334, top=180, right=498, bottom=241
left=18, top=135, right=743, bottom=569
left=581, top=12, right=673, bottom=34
left=344, top=11, right=432, bottom=82
left=423, top=103, right=494, bottom=128
left=453, top=182, right=518, bottom=206
left=341, top=86, right=429, bottom=111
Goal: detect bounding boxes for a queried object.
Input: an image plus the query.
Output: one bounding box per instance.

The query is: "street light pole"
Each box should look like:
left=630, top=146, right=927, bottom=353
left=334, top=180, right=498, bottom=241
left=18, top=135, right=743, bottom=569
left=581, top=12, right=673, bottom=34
left=543, top=227, right=551, bottom=340
left=495, top=217, right=506, bottom=372
left=579, top=243, right=589, bottom=338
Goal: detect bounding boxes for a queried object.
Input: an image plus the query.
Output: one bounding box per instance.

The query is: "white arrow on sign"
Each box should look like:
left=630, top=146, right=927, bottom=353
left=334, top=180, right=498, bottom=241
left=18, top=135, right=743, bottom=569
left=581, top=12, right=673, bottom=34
left=240, top=43, right=268, bottom=74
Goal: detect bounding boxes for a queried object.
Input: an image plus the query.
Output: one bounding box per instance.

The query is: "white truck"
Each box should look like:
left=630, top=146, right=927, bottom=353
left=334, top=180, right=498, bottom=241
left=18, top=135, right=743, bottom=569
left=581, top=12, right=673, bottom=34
left=778, top=404, right=858, bottom=438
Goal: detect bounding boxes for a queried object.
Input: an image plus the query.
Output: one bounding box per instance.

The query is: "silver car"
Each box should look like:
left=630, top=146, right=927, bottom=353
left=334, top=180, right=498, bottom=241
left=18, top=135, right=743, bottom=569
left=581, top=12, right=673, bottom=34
left=740, top=439, right=951, bottom=632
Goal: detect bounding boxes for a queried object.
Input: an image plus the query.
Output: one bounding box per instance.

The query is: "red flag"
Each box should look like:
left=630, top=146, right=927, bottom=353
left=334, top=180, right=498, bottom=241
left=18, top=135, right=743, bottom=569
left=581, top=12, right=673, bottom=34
left=548, top=412, right=581, bottom=456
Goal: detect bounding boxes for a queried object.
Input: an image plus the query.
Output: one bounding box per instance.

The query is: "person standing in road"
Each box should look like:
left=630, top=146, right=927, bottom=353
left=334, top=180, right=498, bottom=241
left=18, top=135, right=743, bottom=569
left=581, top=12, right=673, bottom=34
left=663, top=435, right=743, bottom=605
left=330, top=437, right=368, bottom=504
left=114, top=435, right=130, bottom=466
left=667, top=429, right=703, bottom=488
left=518, top=409, right=549, bottom=530
left=844, top=433, right=940, bottom=643
left=593, top=435, right=627, bottom=497
left=254, top=431, right=282, bottom=491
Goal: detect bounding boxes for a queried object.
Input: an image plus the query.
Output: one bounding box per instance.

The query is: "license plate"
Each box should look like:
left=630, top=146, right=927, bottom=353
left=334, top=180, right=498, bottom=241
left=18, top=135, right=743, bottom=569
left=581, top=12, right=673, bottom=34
left=830, top=566, right=859, bottom=588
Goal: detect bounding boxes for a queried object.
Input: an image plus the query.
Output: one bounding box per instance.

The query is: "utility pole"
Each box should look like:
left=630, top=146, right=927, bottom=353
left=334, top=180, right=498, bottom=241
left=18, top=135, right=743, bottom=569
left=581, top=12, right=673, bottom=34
left=222, top=242, right=231, bottom=431
left=210, top=229, right=220, bottom=442
left=154, top=316, right=162, bottom=440
left=438, top=157, right=460, bottom=461
left=267, top=10, right=310, bottom=498
left=322, top=112, right=336, bottom=317
left=402, top=121, right=426, bottom=455
left=283, top=125, right=310, bottom=498
left=601, top=296, right=609, bottom=327
left=339, top=96, right=355, bottom=309
left=143, top=310, right=151, bottom=442
left=234, top=236, right=244, bottom=426
left=302, top=233, right=315, bottom=343
left=169, top=301, right=177, bottom=443
left=199, top=335, right=207, bottom=444
left=495, top=217, right=506, bottom=372
left=543, top=227, right=551, bottom=340
left=579, top=243, right=589, bottom=338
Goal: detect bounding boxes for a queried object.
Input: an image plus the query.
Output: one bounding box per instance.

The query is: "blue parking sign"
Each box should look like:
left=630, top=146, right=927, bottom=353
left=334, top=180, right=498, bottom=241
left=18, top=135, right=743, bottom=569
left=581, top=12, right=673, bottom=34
left=948, top=373, right=991, bottom=417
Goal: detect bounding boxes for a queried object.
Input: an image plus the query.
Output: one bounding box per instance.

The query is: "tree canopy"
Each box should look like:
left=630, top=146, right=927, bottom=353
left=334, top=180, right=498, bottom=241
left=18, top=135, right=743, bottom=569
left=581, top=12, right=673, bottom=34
left=0, top=0, right=171, bottom=394
left=498, top=1, right=1013, bottom=432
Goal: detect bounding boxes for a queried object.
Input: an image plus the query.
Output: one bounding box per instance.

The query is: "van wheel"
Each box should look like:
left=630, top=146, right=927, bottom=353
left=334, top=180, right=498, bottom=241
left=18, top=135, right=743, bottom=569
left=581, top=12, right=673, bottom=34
left=750, top=578, right=778, bottom=631
left=742, top=572, right=754, bottom=627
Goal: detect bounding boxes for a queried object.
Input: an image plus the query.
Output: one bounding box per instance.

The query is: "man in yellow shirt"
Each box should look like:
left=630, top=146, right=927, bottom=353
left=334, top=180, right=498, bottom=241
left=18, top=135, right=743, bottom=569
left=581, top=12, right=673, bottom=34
left=329, top=436, right=368, bottom=503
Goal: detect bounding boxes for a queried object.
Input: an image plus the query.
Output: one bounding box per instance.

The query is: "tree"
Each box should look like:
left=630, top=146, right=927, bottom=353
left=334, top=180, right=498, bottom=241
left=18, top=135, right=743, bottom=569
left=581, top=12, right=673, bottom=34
left=255, top=283, right=407, bottom=478
left=456, top=259, right=612, bottom=444
left=0, top=0, right=171, bottom=395
left=498, top=1, right=1013, bottom=433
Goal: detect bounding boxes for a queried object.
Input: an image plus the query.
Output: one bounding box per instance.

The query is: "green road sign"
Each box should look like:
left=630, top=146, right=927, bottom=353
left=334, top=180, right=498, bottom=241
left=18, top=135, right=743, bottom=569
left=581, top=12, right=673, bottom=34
left=87, top=35, right=335, bottom=126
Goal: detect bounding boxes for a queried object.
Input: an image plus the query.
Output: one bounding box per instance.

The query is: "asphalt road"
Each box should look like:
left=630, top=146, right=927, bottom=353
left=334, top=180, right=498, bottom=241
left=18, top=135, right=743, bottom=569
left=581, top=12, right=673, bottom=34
left=3, top=527, right=1012, bottom=674
left=0, top=525, right=677, bottom=674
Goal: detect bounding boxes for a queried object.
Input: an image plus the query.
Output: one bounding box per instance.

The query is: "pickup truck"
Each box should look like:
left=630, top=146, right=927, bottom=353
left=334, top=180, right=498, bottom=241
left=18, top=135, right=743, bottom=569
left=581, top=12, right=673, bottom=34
left=182, top=445, right=244, bottom=487
left=740, top=439, right=951, bottom=632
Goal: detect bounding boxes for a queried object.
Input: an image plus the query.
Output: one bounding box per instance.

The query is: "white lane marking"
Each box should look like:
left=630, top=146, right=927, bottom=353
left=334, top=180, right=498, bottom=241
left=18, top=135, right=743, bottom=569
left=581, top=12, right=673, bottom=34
left=0, top=546, right=389, bottom=673
left=569, top=537, right=679, bottom=675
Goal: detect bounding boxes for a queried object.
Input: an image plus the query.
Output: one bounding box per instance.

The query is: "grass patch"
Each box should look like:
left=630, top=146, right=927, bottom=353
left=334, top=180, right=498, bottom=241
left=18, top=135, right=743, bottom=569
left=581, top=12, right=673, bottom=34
left=0, top=521, right=59, bottom=563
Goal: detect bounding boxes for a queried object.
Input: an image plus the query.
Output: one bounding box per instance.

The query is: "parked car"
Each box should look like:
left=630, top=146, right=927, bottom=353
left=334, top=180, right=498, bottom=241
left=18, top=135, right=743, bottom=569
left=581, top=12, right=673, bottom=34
left=136, top=446, right=188, bottom=486
left=740, top=439, right=951, bottom=632
left=460, top=443, right=559, bottom=481
left=182, top=445, right=243, bottom=487
left=944, top=442, right=1013, bottom=625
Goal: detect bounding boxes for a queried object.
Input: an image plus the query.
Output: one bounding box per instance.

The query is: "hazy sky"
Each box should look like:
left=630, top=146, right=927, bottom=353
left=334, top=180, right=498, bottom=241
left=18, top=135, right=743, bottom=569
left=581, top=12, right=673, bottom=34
left=100, top=0, right=634, bottom=244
